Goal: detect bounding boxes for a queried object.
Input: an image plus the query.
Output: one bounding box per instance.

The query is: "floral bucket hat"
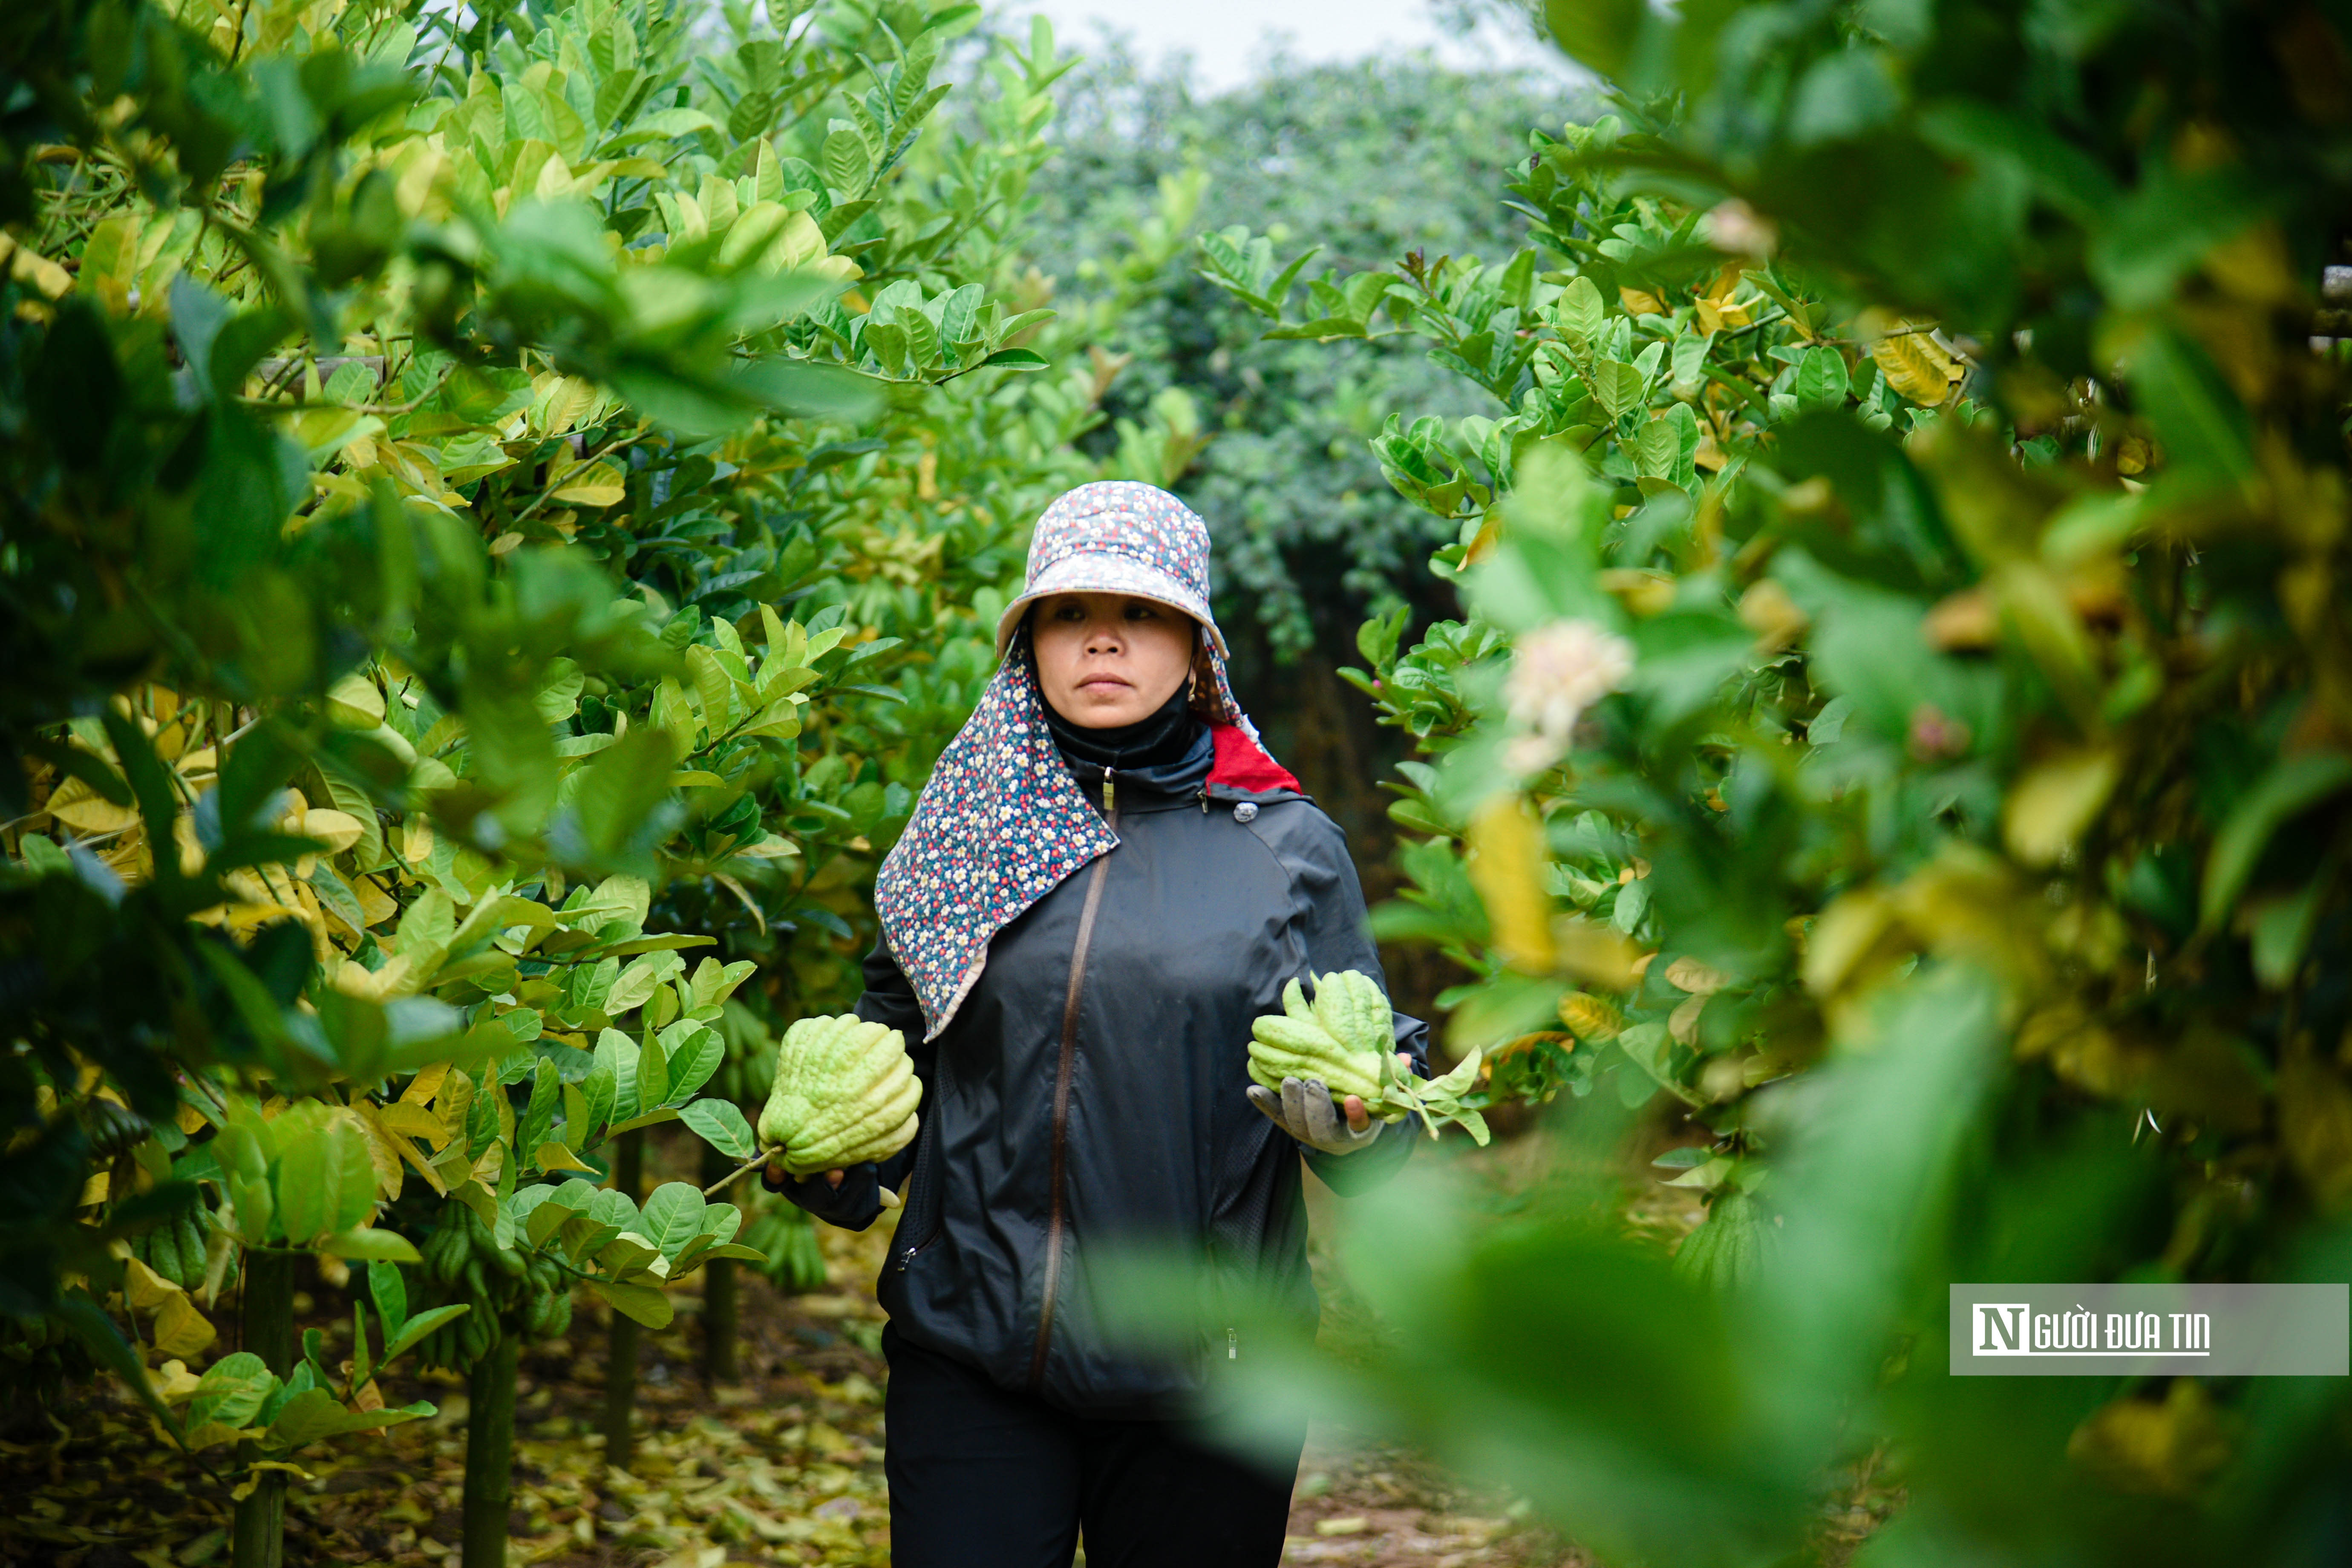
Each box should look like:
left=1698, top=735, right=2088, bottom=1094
left=876, top=481, right=1295, bottom=1039
left=993, top=481, right=1231, bottom=660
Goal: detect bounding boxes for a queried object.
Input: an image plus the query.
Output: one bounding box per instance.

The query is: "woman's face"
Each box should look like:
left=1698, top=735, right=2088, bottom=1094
left=1030, top=593, right=1196, bottom=728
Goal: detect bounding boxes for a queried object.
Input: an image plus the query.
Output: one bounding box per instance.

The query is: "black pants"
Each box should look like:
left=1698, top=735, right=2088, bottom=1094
left=882, top=1325, right=1305, bottom=1568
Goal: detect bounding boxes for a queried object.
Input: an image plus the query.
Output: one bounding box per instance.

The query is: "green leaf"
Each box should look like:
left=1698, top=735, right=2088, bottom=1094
left=524, top=1181, right=595, bottom=1248
left=320, top=1227, right=419, bottom=1262
left=594, top=1028, right=640, bottom=1124
left=517, top=1059, right=559, bottom=1156
left=637, top=1023, right=672, bottom=1109
left=1263, top=317, right=1368, bottom=342
left=638, top=1182, right=707, bottom=1260
left=660, top=1023, right=723, bottom=1104
left=262, top=1388, right=371, bottom=1450
left=2089, top=165, right=2273, bottom=311
left=272, top=1115, right=375, bottom=1246
left=1589, top=360, right=1647, bottom=421
left=1617, top=1021, right=1674, bottom=1087
left=1542, top=0, right=1649, bottom=78
left=366, top=1260, right=406, bottom=1339
left=973, top=347, right=1048, bottom=372
left=2123, top=326, right=2255, bottom=485
left=2201, top=752, right=2352, bottom=930
left=605, top=954, right=672, bottom=1017
left=820, top=125, right=870, bottom=195
left=1557, top=274, right=1606, bottom=356
left=595, top=1230, right=664, bottom=1276
left=186, top=1352, right=276, bottom=1433
left=587, top=1278, right=673, bottom=1328
left=1794, top=346, right=1850, bottom=409
left=380, top=1303, right=470, bottom=1367
left=697, top=1242, right=772, bottom=1264
left=680, top=1099, right=757, bottom=1161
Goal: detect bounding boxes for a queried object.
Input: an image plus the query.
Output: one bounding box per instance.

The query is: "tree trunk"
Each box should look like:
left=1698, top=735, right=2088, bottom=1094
left=461, top=1327, right=519, bottom=1568
left=230, top=1249, right=297, bottom=1568
left=698, top=1140, right=738, bottom=1384
left=602, top=1128, right=643, bottom=1471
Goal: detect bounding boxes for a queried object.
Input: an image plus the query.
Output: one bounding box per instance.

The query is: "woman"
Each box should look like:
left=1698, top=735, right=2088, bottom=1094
left=767, top=481, right=1427, bottom=1568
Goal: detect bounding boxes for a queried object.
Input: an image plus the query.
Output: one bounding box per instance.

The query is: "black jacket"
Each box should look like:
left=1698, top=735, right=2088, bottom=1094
left=781, top=729, right=1429, bottom=1415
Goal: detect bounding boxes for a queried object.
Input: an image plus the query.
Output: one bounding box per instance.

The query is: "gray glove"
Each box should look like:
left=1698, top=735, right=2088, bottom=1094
left=1246, top=1076, right=1383, bottom=1156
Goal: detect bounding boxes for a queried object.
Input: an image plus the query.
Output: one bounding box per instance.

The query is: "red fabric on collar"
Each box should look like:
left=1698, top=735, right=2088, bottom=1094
left=1209, top=722, right=1302, bottom=794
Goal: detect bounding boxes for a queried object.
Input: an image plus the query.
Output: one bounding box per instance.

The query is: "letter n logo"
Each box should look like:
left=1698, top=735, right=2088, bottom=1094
left=1975, top=1303, right=2030, bottom=1355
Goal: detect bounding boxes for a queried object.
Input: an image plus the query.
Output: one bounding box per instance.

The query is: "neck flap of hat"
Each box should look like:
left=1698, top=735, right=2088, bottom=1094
left=873, top=633, right=1297, bottom=1041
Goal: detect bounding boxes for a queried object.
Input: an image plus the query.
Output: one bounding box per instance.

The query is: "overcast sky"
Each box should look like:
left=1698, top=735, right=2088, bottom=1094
left=1016, top=0, right=1571, bottom=93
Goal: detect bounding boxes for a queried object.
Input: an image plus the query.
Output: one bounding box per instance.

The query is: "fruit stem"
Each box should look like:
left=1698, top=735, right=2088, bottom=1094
left=700, top=1149, right=775, bottom=1198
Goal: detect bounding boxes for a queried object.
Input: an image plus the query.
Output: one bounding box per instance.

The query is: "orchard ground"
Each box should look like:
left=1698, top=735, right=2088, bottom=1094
left=2, top=1120, right=1897, bottom=1568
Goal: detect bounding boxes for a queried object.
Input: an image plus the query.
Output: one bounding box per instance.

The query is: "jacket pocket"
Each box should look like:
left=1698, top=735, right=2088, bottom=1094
left=888, top=1119, right=944, bottom=1274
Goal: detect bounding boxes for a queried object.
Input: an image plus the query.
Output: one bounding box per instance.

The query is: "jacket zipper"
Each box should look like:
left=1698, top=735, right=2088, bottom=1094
left=1029, top=774, right=1116, bottom=1389
left=890, top=1122, right=942, bottom=1273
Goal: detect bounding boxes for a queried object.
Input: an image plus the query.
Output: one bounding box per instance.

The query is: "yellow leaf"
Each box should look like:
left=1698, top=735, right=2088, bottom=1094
left=350, top=1106, right=406, bottom=1201
left=2067, top=1381, right=2231, bottom=1497
left=534, top=1141, right=595, bottom=1173
left=2280, top=1055, right=2352, bottom=1208
left=332, top=955, right=397, bottom=999
left=44, top=777, right=140, bottom=835
left=1557, top=992, right=1624, bottom=1041
left=1619, top=286, right=1666, bottom=317
left=1465, top=795, right=1556, bottom=973
left=297, top=809, right=367, bottom=854
left=1870, top=323, right=1963, bottom=405
left=355, top=876, right=397, bottom=927
left=667, top=770, right=727, bottom=789
left=0, top=233, right=74, bottom=298
left=551, top=462, right=627, bottom=506
left=1668, top=993, right=1709, bottom=1046
left=149, top=1359, right=205, bottom=1402
left=1801, top=888, right=1898, bottom=996
left=1734, top=581, right=1806, bottom=650
left=402, top=1062, right=451, bottom=1106
left=326, top=673, right=385, bottom=729
left=2003, top=748, right=2121, bottom=867
left=230, top=1461, right=315, bottom=1502
left=1664, top=957, right=1733, bottom=995
left=124, top=1256, right=183, bottom=1311
left=153, top=1293, right=218, bottom=1360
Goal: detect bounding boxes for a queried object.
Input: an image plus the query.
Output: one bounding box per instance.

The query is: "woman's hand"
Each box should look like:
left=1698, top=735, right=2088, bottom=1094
left=1246, top=1061, right=1411, bottom=1155
left=761, top=1159, right=846, bottom=1192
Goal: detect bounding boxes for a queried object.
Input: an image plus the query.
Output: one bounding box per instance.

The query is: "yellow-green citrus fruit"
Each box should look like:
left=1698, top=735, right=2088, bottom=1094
left=758, top=1014, right=922, bottom=1176
left=1246, top=971, right=1399, bottom=1113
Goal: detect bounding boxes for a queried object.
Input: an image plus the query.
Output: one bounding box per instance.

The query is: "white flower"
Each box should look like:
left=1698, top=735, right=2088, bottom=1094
left=1700, top=198, right=1777, bottom=259
left=1501, top=619, right=1635, bottom=772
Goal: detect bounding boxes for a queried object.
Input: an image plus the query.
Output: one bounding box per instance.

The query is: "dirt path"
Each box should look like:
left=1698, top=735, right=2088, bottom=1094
left=2, top=1202, right=1579, bottom=1568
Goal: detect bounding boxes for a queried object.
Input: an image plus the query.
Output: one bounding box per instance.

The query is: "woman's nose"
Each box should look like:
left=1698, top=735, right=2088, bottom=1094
left=1084, top=623, right=1123, bottom=654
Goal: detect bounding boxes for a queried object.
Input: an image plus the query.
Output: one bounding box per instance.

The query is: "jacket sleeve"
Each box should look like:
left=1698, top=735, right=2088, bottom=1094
left=1278, top=805, right=1432, bottom=1196
left=767, top=935, right=929, bottom=1231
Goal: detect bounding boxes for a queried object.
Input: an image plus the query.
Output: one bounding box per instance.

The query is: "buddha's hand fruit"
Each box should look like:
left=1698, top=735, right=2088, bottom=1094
left=1245, top=970, right=1491, bottom=1146
left=756, top=1013, right=922, bottom=1177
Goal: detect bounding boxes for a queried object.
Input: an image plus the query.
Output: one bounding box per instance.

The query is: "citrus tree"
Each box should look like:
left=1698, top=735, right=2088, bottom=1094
left=0, top=0, right=1156, bottom=1563
left=1201, top=0, right=2352, bottom=1562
